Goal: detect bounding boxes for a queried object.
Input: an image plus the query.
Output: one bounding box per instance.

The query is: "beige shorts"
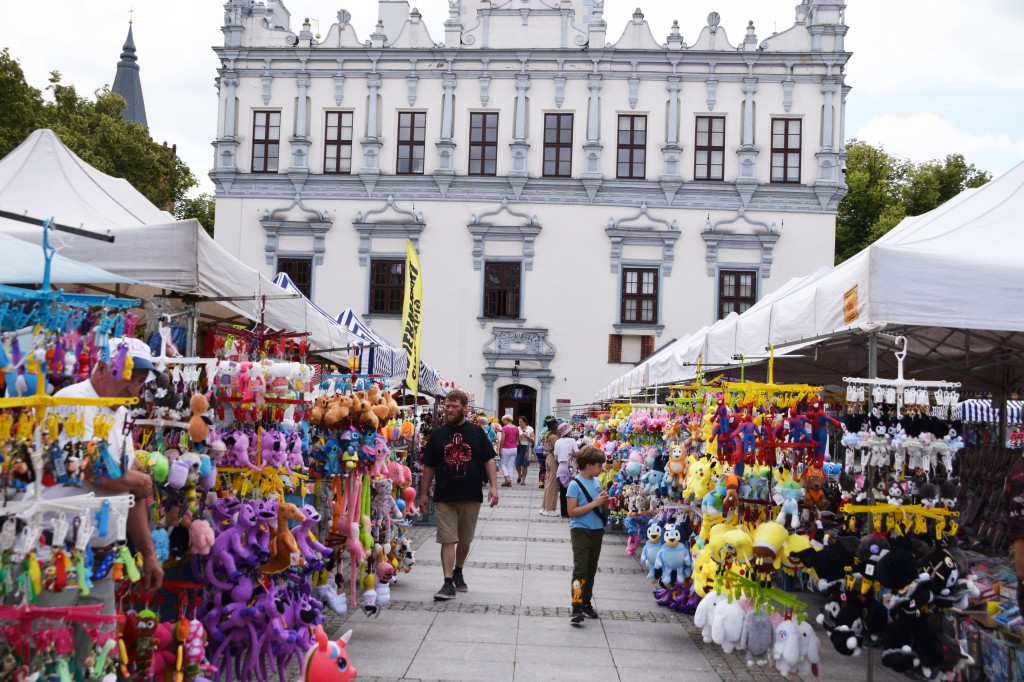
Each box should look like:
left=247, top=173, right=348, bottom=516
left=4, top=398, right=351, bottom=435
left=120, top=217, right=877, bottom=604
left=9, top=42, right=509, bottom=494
left=435, top=501, right=482, bottom=545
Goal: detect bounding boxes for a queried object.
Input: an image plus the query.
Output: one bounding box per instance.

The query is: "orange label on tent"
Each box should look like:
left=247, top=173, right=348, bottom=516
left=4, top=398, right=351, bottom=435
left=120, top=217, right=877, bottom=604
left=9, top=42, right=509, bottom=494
left=843, top=285, right=859, bottom=324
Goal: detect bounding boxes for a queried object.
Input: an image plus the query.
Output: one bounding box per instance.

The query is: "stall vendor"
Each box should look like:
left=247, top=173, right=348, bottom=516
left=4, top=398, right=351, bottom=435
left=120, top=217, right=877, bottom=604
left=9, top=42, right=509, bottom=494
left=37, top=337, right=162, bottom=665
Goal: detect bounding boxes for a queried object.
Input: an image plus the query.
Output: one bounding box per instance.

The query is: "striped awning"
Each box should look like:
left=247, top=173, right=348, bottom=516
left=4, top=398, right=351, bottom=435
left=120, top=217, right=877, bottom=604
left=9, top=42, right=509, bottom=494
left=336, top=308, right=441, bottom=396
left=953, top=399, right=1023, bottom=424
left=271, top=273, right=440, bottom=394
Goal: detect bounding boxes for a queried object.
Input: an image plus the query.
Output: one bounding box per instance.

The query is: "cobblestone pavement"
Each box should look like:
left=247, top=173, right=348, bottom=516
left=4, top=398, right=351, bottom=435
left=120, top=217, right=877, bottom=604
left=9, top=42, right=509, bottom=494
left=317, top=470, right=893, bottom=681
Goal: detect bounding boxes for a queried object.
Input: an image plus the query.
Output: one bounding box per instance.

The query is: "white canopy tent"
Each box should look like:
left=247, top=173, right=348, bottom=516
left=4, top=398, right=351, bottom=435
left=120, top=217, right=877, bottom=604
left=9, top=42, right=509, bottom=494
left=0, top=232, right=135, bottom=285
left=0, top=130, right=350, bottom=364
left=599, top=159, right=1024, bottom=400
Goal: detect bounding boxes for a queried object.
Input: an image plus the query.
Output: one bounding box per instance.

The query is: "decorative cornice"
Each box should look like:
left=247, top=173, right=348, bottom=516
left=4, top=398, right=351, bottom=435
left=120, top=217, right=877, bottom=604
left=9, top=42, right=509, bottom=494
left=482, top=327, right=556, bottom=369
left=352, top=195, right=425, bottom=266
left=260, top=218, right=332, bottom=265
left=213, top=175, right=844, bottom=214
left=467, top=197, right=542, bottom=271
left=605, top=203, right=681, bottom=276
left=701, top=209, right=781, bottom=279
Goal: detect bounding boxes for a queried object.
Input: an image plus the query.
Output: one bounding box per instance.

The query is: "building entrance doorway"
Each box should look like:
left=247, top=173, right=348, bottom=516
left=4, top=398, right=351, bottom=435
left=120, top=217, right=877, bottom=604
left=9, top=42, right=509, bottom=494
left=497, top=384, right=537, bottom=429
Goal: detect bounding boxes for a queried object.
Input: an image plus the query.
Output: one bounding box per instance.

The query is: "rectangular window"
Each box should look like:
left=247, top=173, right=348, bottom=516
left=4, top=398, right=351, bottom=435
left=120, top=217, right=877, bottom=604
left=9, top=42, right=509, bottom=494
left=616, top=115, right=647, bottom=179
left=397, top=112, right=426, bottom=175
left=468, top=112, right=498, bottom=176
left=621, top=267, right=658, bottom=324
left=277, top=257, right=312, bottom=299
left=483, top=262, right=521, bottom=319
left=252, top=111, right=281, bottom=173
left=719, top=270, right=757, bottom=319
left=324, top=111, right=353, bottom=174
left=543, top=113, right=573, bottom=177
left=369, top=259, right=405, bottom=315
left=694, top=116, right=725, bottom=181
left=771, top=118, right=801, bottom=183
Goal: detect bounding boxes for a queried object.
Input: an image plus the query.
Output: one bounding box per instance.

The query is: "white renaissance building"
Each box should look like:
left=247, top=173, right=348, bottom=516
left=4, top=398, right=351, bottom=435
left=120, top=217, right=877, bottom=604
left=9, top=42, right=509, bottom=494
left=210, top=0, right=850, bottom=423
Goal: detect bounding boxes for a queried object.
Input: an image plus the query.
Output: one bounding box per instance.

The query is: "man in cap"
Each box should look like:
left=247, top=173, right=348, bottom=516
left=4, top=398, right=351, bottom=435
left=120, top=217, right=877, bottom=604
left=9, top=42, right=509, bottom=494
left=39, top=337, right=163, bottom=666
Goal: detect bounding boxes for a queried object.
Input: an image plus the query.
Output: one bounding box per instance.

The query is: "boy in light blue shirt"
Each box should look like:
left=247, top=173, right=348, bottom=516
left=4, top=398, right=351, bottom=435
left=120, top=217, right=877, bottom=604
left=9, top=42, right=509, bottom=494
left=565, top=445, right=609, bottom=624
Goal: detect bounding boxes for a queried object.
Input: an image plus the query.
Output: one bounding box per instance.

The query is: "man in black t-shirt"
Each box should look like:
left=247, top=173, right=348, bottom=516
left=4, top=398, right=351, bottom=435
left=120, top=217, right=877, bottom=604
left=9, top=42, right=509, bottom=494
left=421, top=389, right=499, bottom=600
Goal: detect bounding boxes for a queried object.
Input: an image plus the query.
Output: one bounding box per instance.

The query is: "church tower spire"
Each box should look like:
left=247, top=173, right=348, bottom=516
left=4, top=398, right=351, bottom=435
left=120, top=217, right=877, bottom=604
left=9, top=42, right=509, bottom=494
left=111, top=22, right=148, bottom=127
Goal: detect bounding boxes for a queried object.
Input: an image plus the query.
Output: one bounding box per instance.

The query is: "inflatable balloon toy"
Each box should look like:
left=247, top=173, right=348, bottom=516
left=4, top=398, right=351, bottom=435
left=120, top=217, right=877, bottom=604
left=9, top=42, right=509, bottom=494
left=302, top=626, right=356, bottom=681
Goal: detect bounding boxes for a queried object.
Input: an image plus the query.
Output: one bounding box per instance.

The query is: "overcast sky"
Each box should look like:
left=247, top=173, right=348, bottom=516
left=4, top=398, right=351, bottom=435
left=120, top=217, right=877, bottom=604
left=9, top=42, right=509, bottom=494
left=3, top=1, right=1022, bottom=196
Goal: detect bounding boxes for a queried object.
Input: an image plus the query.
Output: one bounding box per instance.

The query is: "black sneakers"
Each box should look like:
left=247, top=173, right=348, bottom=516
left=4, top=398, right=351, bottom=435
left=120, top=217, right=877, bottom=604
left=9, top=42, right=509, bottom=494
left=570, top=606, right=584, bottom=624
left=452, top=569, right=468, bottom=592
left=434, top=581, right=456, bottom=601
left=581, top=604, right=599, bottom=619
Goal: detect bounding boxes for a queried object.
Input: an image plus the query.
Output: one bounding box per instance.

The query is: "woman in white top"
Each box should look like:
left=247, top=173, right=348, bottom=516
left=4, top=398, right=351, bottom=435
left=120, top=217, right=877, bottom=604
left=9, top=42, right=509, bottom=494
left=553, top=422, right=578, bottom=517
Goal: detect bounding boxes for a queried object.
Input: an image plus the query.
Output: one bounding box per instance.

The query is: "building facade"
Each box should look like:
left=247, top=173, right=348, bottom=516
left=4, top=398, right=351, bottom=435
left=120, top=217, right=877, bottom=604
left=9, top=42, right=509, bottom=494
left=211, top=0, right=850, bottom=422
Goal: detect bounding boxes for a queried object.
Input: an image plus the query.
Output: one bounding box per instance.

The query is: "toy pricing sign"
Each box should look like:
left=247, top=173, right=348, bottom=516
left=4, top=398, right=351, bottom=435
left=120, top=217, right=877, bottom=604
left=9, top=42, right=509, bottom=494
left=843, top=285, right=859, bottom=324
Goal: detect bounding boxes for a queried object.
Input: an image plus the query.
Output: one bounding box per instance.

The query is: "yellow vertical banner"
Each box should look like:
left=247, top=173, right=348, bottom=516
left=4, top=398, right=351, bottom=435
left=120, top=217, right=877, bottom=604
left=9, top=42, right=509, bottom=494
left=401, top=240, right=423, bottom=394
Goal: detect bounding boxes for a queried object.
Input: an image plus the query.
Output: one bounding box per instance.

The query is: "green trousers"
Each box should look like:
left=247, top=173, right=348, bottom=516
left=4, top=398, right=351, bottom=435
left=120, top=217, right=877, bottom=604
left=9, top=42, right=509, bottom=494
left=570, top=527, right=604, bottom=606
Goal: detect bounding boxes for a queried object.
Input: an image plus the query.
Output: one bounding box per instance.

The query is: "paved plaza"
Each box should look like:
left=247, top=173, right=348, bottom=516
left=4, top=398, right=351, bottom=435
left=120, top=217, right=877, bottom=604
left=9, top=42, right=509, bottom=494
left=320, top=471, right=901, bottom=682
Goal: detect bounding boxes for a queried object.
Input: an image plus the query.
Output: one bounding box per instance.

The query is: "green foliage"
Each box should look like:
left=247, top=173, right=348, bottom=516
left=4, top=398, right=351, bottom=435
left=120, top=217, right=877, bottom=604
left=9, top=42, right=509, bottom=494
left=835, top=140, right=992, bottom=263
left=0, top=48, right=196, bottom=211
left=174, top=193, right=216, bottom=236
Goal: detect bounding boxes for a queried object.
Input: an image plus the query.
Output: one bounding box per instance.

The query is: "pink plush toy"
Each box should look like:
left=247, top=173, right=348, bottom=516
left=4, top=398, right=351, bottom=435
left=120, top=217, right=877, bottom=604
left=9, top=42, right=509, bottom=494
left=189, top=519, right=215, bottom=555
left=371, top=436, right=390, bottom=478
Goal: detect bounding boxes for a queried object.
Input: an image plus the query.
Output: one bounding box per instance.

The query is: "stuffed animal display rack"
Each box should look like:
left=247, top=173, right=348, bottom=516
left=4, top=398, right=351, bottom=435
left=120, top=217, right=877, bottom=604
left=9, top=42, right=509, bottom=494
left=572, top=355, right=977, bottom=681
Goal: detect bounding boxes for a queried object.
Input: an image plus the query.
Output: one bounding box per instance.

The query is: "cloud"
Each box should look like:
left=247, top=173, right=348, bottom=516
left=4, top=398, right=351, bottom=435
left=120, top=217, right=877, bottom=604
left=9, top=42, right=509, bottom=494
left=854, top=113, right=1024, bottom=175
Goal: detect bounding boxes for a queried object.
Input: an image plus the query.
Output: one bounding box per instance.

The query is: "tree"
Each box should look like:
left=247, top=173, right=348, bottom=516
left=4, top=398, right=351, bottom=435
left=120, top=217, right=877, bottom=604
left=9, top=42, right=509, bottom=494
left=0, top=49, right=44, bottom=158
left=0, top=49, right=196, bottom=212
left=174, top=193, right=216, bottom=236
left=835, top=141, right=992, bottom=263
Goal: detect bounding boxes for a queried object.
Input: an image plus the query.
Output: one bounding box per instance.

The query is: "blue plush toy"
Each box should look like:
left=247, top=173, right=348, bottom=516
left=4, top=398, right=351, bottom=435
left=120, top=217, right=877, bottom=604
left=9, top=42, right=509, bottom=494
left=152, top=528, right=170, bottom=565
left=641, top=520, right=666, bottom=579
left=654, top=524, right=693, bottom=584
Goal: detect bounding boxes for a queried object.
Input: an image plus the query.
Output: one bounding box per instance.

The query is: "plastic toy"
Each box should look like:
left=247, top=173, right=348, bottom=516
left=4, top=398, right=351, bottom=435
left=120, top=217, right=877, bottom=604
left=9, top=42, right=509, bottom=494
left=301, top=626, right=355, bottom=681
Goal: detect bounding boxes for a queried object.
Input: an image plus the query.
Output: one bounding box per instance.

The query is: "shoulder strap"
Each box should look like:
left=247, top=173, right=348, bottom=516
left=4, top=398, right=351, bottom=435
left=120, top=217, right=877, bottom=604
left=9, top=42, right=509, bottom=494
left=571, top=477, right=606, bottom=525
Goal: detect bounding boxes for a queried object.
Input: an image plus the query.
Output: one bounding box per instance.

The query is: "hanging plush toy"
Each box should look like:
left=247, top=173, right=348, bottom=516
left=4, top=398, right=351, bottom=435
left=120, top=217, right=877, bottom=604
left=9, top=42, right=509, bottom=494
left=188, top=393, right=212, bottom=445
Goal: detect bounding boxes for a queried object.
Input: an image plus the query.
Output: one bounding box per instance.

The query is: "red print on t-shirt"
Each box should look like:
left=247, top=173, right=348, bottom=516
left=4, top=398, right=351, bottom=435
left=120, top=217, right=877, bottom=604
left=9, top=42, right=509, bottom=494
left=444, top=433, right=473, bottom=480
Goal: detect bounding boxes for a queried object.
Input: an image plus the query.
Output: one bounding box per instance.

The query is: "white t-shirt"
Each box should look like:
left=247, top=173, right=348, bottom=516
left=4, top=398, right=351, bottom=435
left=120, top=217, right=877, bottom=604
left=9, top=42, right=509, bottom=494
left=40, top=380, right=136, bottom=545
left=554, top=436, right=578, bottom=463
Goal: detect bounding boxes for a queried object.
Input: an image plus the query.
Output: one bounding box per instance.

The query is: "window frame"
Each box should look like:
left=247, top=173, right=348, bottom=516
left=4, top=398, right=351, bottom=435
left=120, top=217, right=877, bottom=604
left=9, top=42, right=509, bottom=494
left=482, top=261, right=522, bottom=319
left=542, top=113, right=574, bottom=178
left=468, top=112, right=499, bottom=176
left=368, top=259, right=406, bottom=316
left=718, top=270, right=758, bottom=319
left=694, top=116, right=725, bottom=181
left=251, top=110, right=281, bottom=173
left=396, top=111, right=426, bottom=175
left=770, top=118, right=802, bottom=184
left=620, top=266, right=659, bottom=325
left=616, top=114, right=647, bottom=180
left=324, top=111, right=354, bottom=174
left=276, top=256, right=313, bottom=299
